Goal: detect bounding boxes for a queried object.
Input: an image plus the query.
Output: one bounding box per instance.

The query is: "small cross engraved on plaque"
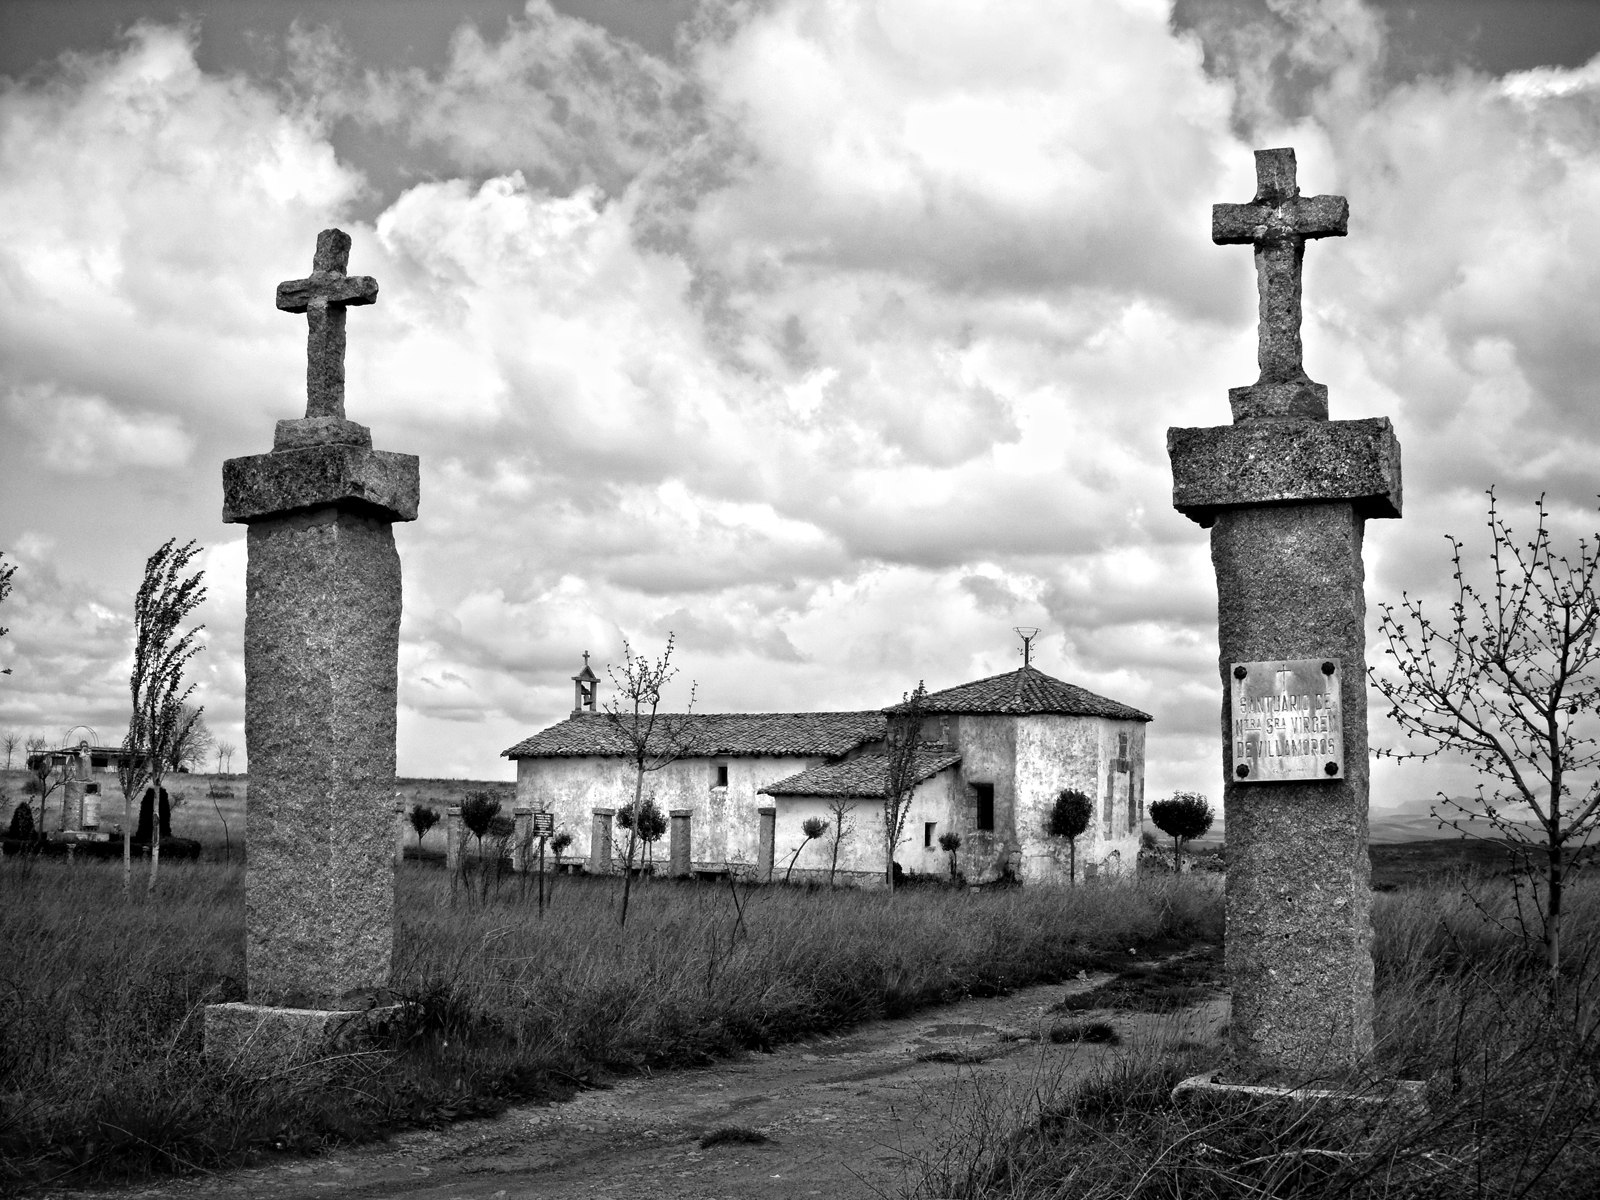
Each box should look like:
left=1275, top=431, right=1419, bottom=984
left=276, top=229, right=378, bottom=420
left=1213, top=148, right=1347, bottom=418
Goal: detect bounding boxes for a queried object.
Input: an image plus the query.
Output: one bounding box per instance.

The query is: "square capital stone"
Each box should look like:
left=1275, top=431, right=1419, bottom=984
left=223, top=443, right=420, bottom=524
left=1167, top=416, right=1401, bottom=528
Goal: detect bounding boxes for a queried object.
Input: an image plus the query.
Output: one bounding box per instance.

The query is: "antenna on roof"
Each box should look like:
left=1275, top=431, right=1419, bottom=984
left=1013, top=627, right=1040, bottom=669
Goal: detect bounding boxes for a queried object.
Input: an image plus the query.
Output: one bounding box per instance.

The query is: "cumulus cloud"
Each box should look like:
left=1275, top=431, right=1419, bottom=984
left=4, top=0, right=1600, bottom=807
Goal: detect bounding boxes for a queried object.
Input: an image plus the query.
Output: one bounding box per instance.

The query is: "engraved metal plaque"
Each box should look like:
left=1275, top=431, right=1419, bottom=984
left=1230, top=658, right=1344, bottom=783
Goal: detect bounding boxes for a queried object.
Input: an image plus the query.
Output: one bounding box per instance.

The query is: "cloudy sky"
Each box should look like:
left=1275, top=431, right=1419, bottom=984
left=3, top=0, right=1600, bottom=818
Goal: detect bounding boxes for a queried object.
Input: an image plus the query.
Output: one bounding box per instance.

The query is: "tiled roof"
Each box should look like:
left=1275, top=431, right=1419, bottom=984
left=503, top=711, right=886, bottom=759
left=892, top=666, right=1152, bottom=721
left=760, top=749, right=963, bottom=799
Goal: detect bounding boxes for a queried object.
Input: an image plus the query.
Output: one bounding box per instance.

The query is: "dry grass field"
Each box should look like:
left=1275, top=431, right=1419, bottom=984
left=905, top=879, right=1600, bottom=1200
left=0, top=857, right=1221, bottom=1191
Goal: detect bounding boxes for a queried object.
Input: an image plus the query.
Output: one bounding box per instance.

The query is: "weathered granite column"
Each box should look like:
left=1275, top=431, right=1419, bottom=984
left=590, top=809, right=614, bottom=874
left=757, top=806, right=776, bottom=882
left=512, top=804, right=532, bottom=872
left=207, top=229, right=418, bottom=1058
left=1168, top=150, right=1400, bottom=1074
left=669, top=809, right=692, bottom=878
left=394, top=799, right=408, bottom=866
left=446, top=805, right=463, bottom=874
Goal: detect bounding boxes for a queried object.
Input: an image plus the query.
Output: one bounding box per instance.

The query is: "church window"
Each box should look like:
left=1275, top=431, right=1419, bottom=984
left=714, top=763, right=729, bottom=788
left=974, top=783, right=995, bottom=832
left=924, top=821, right=936, bottom=848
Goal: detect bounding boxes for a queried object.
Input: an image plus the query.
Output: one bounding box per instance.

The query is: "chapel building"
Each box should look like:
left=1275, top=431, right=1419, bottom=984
left=502, top=657, right=1151, bottom=885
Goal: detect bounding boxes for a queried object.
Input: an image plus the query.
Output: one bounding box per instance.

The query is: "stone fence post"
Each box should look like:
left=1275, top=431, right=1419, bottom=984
left=512, top=804, right=532, bottom=872
left=669, top=809, right=692, bottom=878
left=757, top=806, right=776, bottom=882
left=590, top=809, right=614, bottom=874
left=445, top=805, right=463, bottom=874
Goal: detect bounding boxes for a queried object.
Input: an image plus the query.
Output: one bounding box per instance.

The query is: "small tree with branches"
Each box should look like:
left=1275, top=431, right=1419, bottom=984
left=784, top=816, right=828, bottom=883
left=215, top=740, right=237, bottom=774
left=937, top=830, right=962, bottom=883
left=1048, top=789, right=1094, bottom=884
left=824, top=795, right=857, bottom=886
left=409, top=803, right=440, bottom=858
left=118, top=539, right=206, bottom=898
left=1150, top=791, right=1213, bottom=873
left=460, top=792, right=501, bottom=860
left=881, top=682, right=929, bottom=893
left=167, top=703, right=213, bottom=773
left=2, top=730, right=20, bottom=772
left=23, top=736, right=62, bottom=834
left=1375, top=491, right=1600, bottom=982
left=616, top=794, right=668, bottom=871
left=602, top=635, right=698, bottom=927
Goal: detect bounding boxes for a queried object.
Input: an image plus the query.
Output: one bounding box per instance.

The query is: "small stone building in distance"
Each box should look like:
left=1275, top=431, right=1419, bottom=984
left=502, top=657, right=1151, bottom=886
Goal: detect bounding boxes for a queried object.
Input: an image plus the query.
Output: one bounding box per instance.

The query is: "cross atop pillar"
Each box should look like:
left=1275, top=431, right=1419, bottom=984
left=276, top=229, right=378, bottom=421
left=1213, top=148, right=1347, bottom=421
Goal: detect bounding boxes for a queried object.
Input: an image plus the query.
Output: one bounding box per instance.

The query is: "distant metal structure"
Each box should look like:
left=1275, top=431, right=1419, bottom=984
left=62, top=725, right=98, bottom=749
left=1013, top=627, right=1040, bottom=668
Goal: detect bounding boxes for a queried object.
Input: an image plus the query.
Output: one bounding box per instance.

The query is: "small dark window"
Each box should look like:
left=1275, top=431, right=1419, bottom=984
left=1117, top=732, right=1129, bottom=758
left=715, top=763, right=729, bottom=788
left=924, top=821, right=936, bottom=848
left=974, top=783, right=995, bottom=832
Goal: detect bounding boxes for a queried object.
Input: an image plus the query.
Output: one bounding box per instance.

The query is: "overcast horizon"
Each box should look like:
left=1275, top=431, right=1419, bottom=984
left=5, top=0, right=1600, bottom=828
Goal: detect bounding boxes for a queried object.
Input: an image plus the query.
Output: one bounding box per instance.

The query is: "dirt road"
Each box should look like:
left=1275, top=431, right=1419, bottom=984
left=73, top=959, right=1226, bottom=1200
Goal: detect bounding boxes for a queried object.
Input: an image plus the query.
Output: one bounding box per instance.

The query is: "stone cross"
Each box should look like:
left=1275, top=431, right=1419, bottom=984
left=275, top=229, right=378, bottom=421
left=209, top=231, right=419, bottom=1066
left=1212, top=148, right=1348, bottom=421
left=1168, top=148, right=1401, bottom=1078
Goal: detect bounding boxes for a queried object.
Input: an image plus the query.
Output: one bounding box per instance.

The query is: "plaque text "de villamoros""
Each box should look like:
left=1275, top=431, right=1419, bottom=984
left=1231, top=658, right=1345, bottom=782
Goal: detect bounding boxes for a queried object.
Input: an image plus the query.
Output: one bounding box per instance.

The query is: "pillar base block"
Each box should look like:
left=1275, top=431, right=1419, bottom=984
left=203, top=1000, right=401, bottom=1071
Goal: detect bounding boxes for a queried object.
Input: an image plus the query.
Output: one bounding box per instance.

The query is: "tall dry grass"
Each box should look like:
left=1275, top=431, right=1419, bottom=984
left=0, top=858, right=1220, bottom=1189
left=905, top=875, right=1600, bottom=1200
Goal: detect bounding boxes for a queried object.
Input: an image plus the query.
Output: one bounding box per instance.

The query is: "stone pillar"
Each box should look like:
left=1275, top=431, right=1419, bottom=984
left=394, top=800, right=408, bottom=866
left=669, top=809, right=692, bottom=878
left=1172, top=438, right=1400, bottom=1075
left=1168, top=148, right=1400, bottom=1074
left=218, top=420, right=418, bottom=1009
left=205, top=229, right=414, bottom=1064
left=757, top=806, right=776, bottom=882
left=445, top=805, right=463, bottom=874
left=512, top=804, right=532, bottom=872
left=590, top=808, right=614, bottom=874
left=62, top=778, right=85, bottom=832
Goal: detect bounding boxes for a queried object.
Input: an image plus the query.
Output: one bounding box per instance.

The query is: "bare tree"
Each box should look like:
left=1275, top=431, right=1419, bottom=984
left=167, top=704, right=213, bottom=773
left=1375, top=492, right=1600, bottom=982
left=2, top=730, right=20, bottom=772
left=118, top=539, right=207, bottom=898
left=824, top=795, right=857, bottom=886
left=23, top=735, right=63, bottom=833
left=215, top=740, right=237, bottom=775
left=0, top=549, right=15, bottom=675
left=881, top=682, right=928, bottom=893
left=602, top=634, right=698, bottom=928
